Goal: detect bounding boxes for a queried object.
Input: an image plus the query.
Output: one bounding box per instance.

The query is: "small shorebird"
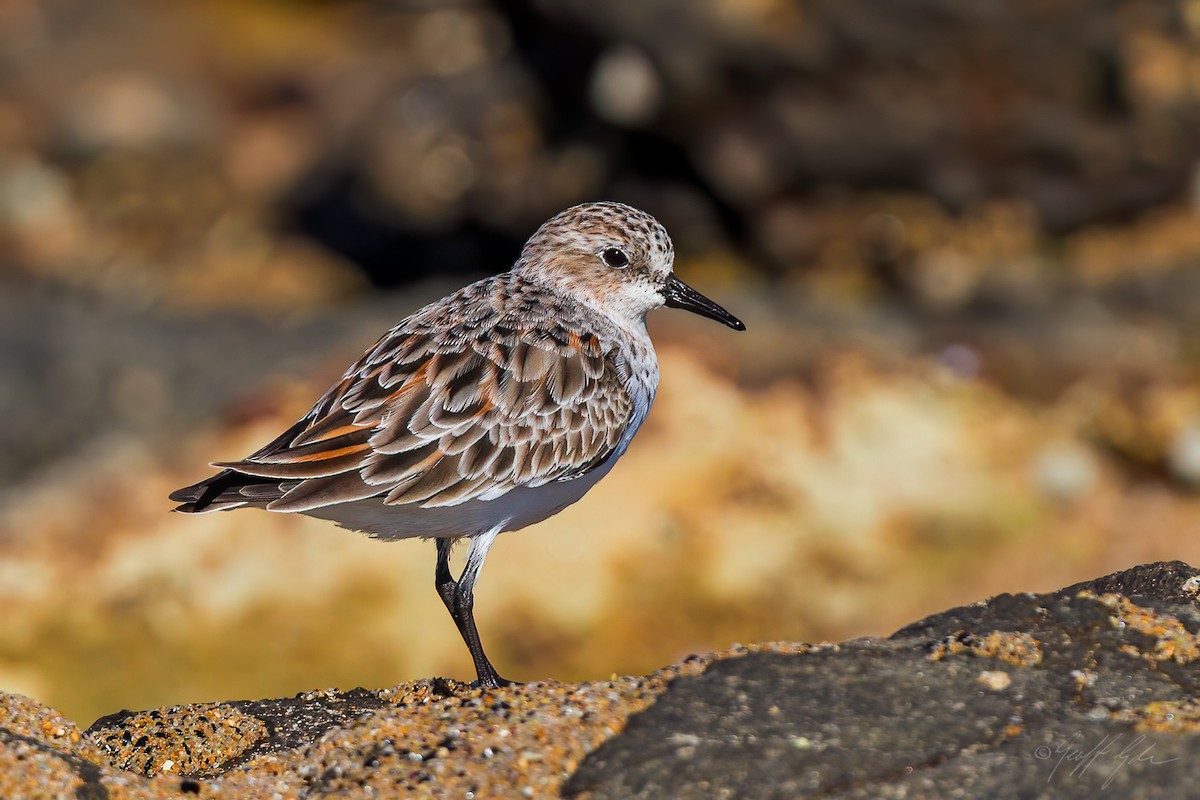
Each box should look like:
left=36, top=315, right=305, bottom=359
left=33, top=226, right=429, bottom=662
left=171, top=201, right=744, bottom=687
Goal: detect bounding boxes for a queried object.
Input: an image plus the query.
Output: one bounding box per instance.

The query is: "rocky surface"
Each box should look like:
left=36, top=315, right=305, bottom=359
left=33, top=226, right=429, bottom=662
left=568, top=561, right=1200, bottom=799
left=0, top=561, right=1197, bottom=798
left=0, top=649, right=796, bottom=799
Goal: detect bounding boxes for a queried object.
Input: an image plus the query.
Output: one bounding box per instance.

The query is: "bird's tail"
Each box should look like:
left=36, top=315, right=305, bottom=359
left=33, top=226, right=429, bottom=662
left=169, top=469, right=289, bottom=513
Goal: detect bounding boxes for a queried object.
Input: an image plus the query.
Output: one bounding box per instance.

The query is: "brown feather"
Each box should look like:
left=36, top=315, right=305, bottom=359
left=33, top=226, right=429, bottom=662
left=385, top=453, right=466, bottom=504
left=255, top=429, right=372, bottom=463
left=439, top=421, right=491, bottom=455
left=514, top=340, right=555, bottom=381
left=419, top=473, right=494, bottom=507
left=269, top=472, right=381, bottom=512
left=459, top=436, right=504, bottom=478
left=361, top=441, right=442, bottom=485
left=215, top=446, right=368, bottom=479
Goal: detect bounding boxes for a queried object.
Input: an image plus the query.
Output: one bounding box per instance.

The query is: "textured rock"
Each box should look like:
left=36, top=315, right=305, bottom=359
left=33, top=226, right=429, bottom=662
left=2, top=563, right=1198, bottom=798
left=0, top=651, right=779, bottom=798
left=88, top=688, right=390, bottom=777
left=565, top=561, right=1200, bottom=799
left=0, top=692, right=110, bottom=799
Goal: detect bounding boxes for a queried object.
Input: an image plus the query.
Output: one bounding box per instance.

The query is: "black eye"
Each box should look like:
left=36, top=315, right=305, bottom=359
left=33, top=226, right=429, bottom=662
left=601, top=248, right=629, bottom=268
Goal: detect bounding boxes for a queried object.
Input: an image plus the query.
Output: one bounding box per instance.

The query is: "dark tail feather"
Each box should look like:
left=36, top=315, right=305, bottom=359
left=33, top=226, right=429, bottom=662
left=170, top=469, right=288, bottom=513
left=171, top=418, right=315, bottom=512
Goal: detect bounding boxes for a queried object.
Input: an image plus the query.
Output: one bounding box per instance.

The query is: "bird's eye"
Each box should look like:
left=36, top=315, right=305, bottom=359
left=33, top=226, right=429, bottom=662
left=601, top=248, right=629, bottom=268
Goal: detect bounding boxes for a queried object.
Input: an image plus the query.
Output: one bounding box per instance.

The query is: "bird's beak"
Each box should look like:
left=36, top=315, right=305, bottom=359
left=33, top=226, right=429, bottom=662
left=662, top=274, right=746, bottom=331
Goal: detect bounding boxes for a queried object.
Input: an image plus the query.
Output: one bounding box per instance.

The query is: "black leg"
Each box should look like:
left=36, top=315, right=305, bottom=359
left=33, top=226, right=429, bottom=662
left=434, top=538, right=510, bottom=688
left=435, top=538, right=458, bottom=612
left=452, top=584, right=509, bottom=688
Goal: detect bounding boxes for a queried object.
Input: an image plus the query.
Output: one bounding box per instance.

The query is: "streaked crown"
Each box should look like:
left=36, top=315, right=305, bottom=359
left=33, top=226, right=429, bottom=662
left=523, top=201, right=671, bottom=259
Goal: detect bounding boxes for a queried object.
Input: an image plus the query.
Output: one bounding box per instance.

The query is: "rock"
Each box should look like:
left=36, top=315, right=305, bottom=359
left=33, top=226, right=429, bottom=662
left=1, top=562, right=1197, bottom=798
left=565, top=561, right=1200, bottom=798
left=55, top=71, right=214, bottom=156
left=87, top=688, right=390, bottom=778
left=0, top=656, right=740, bottom=798
left=0, top=692, right=110, bottom=800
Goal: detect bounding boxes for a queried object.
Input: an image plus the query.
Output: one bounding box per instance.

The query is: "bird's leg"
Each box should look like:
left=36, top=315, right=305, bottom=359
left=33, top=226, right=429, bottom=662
left=435, top=537, right=458, bottom=613
left=452, top=583, right=508, bottom=689
left=434, top=531, right=510, bottom=689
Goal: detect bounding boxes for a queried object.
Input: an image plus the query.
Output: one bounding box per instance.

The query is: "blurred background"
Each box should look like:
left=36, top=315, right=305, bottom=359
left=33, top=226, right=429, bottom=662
left=2, top=0, right=1200, bottom=725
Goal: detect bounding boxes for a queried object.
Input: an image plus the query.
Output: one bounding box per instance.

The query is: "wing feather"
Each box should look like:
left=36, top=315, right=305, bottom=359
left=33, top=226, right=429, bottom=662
left=213, top=279, right=635, bottom=514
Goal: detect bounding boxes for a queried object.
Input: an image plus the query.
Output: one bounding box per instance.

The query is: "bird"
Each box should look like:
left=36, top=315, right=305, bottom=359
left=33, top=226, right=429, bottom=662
left=170, top=201, right=745, bottom=688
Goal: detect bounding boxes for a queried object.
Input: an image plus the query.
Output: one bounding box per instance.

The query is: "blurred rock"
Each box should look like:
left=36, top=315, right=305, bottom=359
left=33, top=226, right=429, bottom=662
left=1084, top=378, right=1200, bottom=480
left=1031, top=441, right=1101, bottom=503
left=0, top=154, right=83, bottom=269
left=934, top=343, right=982, bottom=381
left=0, top=156, right=71, bottom=229
left=0, top=0, right=1196, bottom=299
left=1168, top=423, right=1200, bottom=485
left=56, top=72, right=213, bottom=155
left=909, top=248, right=984, bottom=310
left=0, top=279, right=380, bottom=490
left=589, top=45, right=662, bottom=127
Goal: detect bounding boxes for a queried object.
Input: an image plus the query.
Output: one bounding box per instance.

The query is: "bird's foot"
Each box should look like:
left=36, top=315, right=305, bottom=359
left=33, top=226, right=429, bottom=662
left=474, top=670, right=515, bottom=690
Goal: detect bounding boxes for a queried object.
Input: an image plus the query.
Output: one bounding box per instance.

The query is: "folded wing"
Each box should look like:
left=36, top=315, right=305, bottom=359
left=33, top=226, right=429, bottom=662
left=210, top=314, right=632, bottom=513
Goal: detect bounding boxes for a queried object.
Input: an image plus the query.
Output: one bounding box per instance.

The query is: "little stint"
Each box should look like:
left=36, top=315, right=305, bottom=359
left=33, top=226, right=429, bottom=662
left=171, top=201, right=745, bottom=687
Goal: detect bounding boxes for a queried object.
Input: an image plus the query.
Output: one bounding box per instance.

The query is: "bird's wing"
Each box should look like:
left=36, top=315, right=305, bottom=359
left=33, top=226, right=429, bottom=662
left=215, top=298, right=634, bottom=513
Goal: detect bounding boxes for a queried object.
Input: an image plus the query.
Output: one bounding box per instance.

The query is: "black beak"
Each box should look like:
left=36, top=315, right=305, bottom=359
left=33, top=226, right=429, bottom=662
left=662, top=274, right=746, bottom=331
